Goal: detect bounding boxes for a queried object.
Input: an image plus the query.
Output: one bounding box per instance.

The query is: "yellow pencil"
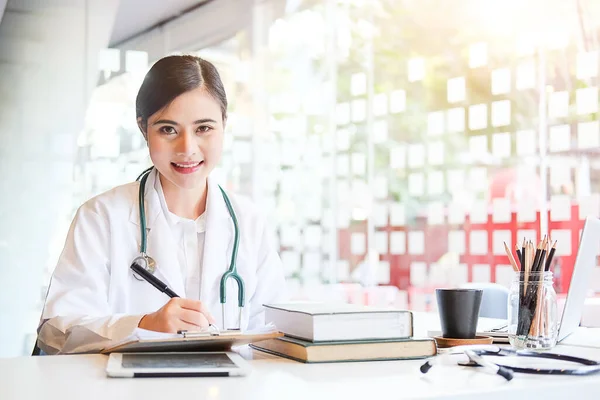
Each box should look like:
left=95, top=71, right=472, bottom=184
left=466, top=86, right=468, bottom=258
left=504, top=242, right=519, bottom=272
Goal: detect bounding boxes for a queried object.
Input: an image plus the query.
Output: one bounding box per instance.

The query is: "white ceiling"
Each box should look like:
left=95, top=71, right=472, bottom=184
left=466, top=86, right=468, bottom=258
left=109, top=0, right=209, bottom=46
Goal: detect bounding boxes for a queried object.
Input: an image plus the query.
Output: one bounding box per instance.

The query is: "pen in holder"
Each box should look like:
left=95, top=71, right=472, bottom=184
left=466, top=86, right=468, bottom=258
left=505, top=237, right=558, bottom=350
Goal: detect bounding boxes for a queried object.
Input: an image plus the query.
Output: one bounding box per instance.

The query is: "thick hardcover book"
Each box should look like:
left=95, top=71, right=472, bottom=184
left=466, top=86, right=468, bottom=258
left=264, top=302, right=413, bottom=342
left=250, top=335, right=436, bottom=363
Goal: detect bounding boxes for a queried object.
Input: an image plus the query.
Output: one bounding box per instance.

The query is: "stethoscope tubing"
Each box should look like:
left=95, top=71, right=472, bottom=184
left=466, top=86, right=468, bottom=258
left=478, top=348, right=600, bottom=375
left=133, top=167, right=245, bottom=309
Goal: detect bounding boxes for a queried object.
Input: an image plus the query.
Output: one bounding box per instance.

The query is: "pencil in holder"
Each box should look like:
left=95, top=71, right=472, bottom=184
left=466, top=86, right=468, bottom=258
left=507, top=270, right=558, bottom=350
left=504, top=237, right=559, bottom=350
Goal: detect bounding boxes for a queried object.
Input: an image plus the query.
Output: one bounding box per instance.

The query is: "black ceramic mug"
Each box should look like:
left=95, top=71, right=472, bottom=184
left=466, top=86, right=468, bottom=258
left=436, top=288, right=483, bottom=339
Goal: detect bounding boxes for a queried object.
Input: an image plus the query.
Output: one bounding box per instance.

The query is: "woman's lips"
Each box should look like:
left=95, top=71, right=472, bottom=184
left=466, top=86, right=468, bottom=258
left=171, top=161, right=204, bottom=174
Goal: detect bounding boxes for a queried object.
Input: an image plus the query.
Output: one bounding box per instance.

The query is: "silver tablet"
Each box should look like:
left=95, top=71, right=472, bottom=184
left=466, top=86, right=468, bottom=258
left=106, top=352, right=251, bottom=378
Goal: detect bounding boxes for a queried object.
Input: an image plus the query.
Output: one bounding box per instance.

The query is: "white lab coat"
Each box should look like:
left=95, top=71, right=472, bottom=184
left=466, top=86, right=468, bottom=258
left=38, top=170, right=287, bottom=354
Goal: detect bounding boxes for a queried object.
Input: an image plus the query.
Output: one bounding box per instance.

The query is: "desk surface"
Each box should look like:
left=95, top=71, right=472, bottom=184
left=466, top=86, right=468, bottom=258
left=2, top=314, right=600, bottom=400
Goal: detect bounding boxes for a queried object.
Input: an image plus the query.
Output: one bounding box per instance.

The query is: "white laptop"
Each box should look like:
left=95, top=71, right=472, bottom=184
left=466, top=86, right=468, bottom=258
left=480, top=216, right=600, bottom=343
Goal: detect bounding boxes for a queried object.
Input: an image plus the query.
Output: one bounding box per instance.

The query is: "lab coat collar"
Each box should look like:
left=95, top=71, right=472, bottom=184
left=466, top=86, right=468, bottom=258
left=128, top=169, right=229, bottom=229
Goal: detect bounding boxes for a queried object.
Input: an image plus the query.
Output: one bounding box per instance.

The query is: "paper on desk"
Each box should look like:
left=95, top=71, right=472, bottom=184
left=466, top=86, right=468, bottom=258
left=105, top=328, right=179, bottom=350
left=132, top=328, right=180, bottom=340
left=560, top=328, right=600, bottom=348
left=107, top=323, right=280, bottom=350
left=104, top=328, right=172, bottom=349
left=247, top=323, right=278, bottom=335
left=126, top=322, right=277, bottom=341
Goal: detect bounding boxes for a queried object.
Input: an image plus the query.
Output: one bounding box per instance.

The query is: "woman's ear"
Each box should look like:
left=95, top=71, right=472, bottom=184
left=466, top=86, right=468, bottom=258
left=137, top=117, right=148, bottom=140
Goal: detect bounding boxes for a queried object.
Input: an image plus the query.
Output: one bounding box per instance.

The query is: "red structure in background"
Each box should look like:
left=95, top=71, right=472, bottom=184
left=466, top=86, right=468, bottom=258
left=338, top=204, right=587, bottom=295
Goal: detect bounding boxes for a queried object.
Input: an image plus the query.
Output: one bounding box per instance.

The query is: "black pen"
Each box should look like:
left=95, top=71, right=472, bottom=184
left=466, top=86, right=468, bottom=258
left=131, top=262, right=179, bottom=298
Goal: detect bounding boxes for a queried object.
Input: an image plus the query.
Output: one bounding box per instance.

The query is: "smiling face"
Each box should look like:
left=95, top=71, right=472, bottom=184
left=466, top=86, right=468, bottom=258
left=141, top=87, right=225, bottom=192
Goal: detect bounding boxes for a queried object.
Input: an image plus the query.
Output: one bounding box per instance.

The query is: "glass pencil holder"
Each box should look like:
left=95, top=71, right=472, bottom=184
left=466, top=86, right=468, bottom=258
left=507, top=271, right=558, bottom=350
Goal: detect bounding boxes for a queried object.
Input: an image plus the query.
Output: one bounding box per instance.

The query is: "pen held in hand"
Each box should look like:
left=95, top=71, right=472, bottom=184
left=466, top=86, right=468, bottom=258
left=130, top=262, right=180, bottom=298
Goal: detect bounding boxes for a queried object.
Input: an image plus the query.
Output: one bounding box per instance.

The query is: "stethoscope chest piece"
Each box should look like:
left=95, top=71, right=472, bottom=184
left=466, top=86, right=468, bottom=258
left=132, top=254, right=156, bottom=281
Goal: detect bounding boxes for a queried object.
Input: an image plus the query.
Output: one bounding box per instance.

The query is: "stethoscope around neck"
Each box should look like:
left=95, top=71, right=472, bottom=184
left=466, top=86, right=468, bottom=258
left=132, top=166, right=245, bottom=329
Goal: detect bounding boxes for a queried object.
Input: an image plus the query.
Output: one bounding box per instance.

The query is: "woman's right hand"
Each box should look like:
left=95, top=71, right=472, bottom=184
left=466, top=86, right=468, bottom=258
left=137, top=298, right=216, bottom=333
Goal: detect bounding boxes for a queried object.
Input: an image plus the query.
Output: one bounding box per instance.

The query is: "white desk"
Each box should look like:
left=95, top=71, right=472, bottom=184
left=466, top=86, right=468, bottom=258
left=2, top=314, right=600, bottom=400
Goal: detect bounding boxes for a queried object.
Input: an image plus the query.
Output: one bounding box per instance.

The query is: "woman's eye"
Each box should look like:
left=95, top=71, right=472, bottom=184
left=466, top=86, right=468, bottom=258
left=160, top=126, right=176, bottom=135
left=198, top=125, right=212, bottom=133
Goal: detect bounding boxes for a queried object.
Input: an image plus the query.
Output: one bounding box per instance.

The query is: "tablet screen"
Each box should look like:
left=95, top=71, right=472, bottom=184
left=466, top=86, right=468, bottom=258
left=121, top=353, right=238, bottom=369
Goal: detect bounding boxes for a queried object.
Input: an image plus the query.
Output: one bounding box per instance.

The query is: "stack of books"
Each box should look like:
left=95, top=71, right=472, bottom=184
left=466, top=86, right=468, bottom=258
left=251, top=303, right=436, bottom=363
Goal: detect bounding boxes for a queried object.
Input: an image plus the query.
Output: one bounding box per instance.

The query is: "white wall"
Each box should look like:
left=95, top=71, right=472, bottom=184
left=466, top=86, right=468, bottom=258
left=0, top=0, right=120, bottom=357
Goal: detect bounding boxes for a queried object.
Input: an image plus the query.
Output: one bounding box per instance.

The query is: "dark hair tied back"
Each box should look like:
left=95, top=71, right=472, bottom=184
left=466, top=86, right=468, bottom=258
left=136, top=55, right=227, bottom=131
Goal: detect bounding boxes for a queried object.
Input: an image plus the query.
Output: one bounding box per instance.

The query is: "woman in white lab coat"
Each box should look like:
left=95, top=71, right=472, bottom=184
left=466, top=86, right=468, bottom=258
left=36, top=55, right=287, bottom=354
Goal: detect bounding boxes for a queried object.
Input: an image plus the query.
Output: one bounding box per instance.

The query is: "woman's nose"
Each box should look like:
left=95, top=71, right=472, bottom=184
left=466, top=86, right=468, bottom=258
left=175, top=130, right=197, bottom=155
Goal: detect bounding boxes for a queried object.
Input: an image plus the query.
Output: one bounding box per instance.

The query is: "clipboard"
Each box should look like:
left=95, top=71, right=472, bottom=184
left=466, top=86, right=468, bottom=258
left=101, top=330, right=284, bottom=354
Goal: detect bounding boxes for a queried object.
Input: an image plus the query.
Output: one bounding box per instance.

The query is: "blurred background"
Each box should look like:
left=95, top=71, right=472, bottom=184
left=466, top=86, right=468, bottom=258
left=2, top=0, right=600, bottom=357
